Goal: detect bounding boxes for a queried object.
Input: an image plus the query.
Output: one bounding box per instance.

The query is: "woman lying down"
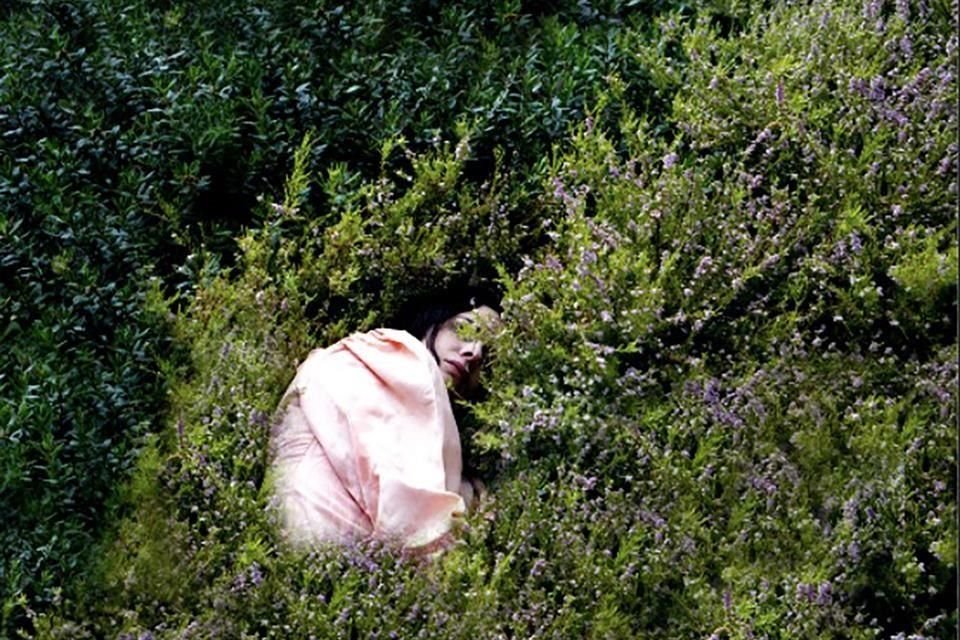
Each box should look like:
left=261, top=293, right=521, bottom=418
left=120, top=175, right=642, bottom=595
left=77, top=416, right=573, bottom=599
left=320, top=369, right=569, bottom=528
left=268, top=290, right=501, bottom=554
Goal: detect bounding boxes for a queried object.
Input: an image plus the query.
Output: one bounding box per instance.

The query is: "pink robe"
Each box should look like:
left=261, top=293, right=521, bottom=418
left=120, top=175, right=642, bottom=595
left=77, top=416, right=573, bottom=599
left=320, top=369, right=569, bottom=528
left=269, top=328, right=466, bottom=551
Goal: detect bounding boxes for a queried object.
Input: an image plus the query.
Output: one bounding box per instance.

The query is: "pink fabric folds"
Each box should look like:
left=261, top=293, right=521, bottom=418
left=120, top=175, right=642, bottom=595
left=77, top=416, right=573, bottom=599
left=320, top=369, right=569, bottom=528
left=269, top=328, right=466, bottom=551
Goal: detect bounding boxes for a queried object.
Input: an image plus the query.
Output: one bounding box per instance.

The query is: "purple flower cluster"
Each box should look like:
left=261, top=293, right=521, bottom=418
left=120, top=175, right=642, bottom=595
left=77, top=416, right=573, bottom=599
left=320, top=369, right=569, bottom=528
left=231, top=562, right=264, bottom=592
left=795, top=581, right=833, bottom=606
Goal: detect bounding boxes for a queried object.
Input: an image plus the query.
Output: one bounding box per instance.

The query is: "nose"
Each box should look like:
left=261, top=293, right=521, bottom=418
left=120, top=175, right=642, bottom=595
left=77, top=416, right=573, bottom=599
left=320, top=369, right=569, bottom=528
left=461, top=341, right=483, bottom=365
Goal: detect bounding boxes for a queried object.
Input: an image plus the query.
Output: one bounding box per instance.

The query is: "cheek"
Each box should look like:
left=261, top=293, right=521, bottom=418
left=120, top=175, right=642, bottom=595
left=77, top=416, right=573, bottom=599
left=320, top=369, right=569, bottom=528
left=432, top=329, right=458, bottom=359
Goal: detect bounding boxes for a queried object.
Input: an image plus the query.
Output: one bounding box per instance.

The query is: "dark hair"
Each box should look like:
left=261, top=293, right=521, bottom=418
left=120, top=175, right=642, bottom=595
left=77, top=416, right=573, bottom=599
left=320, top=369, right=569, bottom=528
left=391, top=285, right=502, bottom=355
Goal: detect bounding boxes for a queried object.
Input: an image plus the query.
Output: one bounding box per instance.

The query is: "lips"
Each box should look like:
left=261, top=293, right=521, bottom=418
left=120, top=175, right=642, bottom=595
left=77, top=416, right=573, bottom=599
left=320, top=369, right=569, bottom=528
left=444, top=359, right=467, bottom=380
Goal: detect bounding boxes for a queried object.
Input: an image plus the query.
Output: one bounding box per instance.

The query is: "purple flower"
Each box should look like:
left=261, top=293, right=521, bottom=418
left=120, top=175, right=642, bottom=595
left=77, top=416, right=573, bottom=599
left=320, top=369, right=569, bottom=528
left=843, top=496, right=860, bottom=524
left=723, top=589, right=732, bottom=611
left=900, top=35, right=913, bottom=57
left=249, top=562, right=263, bottom=586
left=530, top=558, right=547, bottom=578
left=575, top=474, right=598, bottom=490
left=816, top=581, right=833, bottom=605
left=885, top=108, right=909, bottom=126
left=776, top=80, right=785, bottom=107
left=868, top=75, right=886, bottom=101
left=849, top=232, right=863, bottom=254
left=720, top=407, right=745, bottom=428
left=663, top=152, right=679, bottom=169
left=232, top=572, right=247, bottom=591
left=849, top=76, right=868, bottom=96
left=694, top=256, right=714, bottom=279
left=936, top=155, right=953, bottom=176
left=703, top=379, right=720, bottom=405
left=848, top=541, right=861, bottom=562
left=937, top=68, right=953, bottom=89
left=863, top=0, right=883, bottom=20
left=552, top=177, right=569, bottom=201
left=896, top=0, right=910, bottom=20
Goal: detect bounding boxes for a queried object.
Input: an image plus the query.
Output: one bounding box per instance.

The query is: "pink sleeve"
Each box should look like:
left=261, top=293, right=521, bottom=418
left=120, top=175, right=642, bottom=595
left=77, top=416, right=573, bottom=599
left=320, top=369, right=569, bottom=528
left=269, top=386, right=375, bottom=545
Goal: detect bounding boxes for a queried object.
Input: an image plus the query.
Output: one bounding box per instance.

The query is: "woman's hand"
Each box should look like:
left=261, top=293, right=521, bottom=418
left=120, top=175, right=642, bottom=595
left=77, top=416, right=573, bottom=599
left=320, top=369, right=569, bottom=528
left=459, top=477, right=487, bottom=512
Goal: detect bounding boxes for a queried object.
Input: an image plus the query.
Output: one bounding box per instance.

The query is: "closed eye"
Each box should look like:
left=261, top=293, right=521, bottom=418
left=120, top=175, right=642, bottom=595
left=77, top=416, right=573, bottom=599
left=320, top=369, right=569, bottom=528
left=454, top=317, right=480, bottom=338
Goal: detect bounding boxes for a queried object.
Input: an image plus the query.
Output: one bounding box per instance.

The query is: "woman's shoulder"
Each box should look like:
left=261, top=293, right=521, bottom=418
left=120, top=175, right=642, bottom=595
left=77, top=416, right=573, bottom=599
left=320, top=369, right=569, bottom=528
left=298, top=328, right=429, bottom=369
left=291, top=328, right=442, bottom=403
left=366, top=327, right=422, bottom=350
left=352, top=328, right=436, bottom=366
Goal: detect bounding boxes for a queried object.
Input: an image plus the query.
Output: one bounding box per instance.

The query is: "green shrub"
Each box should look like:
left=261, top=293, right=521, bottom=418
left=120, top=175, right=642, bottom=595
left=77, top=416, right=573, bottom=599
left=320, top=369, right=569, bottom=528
left=0, top=164, right=169, bottom=633
left=2, top=0, right=697, bottom=632
left=476, top=2, right=957, bottom=637
left=9, top=0, right=958, bottom=638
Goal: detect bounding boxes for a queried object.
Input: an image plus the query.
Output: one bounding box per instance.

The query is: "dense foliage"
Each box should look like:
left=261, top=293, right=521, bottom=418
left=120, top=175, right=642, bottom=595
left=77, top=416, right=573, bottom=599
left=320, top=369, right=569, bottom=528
left=1, top=0, right=665, bottom=632
left=2, top=0, right=956, bottom=638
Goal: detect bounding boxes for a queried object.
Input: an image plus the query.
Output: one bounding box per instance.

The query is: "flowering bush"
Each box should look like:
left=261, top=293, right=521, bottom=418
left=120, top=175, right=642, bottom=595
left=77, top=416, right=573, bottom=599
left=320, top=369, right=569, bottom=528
left=477, top=3, right=957, bottom=637
left=1, top=0, right=678, bottom=632
left=19, top=0, right=958, bottom=639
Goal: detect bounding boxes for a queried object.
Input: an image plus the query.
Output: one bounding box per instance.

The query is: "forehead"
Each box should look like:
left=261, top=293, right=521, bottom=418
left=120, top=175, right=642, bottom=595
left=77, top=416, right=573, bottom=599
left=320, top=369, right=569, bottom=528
left=452, top=306, right=502, bottom=329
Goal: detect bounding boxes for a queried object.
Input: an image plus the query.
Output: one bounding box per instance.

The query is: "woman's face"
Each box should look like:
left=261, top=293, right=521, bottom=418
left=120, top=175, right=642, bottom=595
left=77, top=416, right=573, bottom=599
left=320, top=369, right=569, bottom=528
left=429, top=305, right=501, bottom=393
